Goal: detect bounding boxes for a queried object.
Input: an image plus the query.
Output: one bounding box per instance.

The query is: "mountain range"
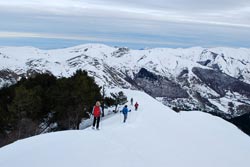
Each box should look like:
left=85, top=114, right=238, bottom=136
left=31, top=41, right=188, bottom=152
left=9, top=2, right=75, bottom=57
left=1, top=44, right=250, bottom=134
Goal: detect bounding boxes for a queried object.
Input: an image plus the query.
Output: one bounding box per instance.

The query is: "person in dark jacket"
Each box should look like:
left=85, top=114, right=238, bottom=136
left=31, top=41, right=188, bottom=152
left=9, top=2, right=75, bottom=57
left=92, top=101, right=102, bottom=130
left=121, top=105, right=130, bottom=123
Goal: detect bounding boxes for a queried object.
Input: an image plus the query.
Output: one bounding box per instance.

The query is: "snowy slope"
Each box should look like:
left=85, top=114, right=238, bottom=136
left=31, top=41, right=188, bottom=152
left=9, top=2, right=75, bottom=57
left=0, top=89, right=250, bottom=167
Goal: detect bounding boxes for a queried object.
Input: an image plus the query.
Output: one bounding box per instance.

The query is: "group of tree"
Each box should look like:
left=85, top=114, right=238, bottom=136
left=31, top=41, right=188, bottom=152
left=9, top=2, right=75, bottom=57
left=0, top=70, right=127, bottom=147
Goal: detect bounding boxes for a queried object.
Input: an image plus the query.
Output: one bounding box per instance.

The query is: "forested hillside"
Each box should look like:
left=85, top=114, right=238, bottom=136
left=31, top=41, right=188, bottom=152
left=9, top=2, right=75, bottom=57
left=0, top=70, right=102, bottom=147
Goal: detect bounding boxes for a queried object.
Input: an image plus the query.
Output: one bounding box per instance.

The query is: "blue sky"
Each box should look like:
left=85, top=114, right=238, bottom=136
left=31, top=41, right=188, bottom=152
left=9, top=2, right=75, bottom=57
left=0, top=0, right=250, bottom=49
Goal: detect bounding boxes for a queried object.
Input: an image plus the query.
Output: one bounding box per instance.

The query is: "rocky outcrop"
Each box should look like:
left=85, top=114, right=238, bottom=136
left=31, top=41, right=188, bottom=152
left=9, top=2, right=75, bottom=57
left=134, top=68, right=189, bottom=98
left=192, top=67, right=250, bottom=98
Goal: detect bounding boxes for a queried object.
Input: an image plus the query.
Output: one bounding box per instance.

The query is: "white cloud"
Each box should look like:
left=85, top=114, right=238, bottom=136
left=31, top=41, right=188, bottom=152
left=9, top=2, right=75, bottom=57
left=0, top=31, right=190, bottom=46
left=0, top=0, right=250, bottom=28
left=0, top=0, right=249, bottom=48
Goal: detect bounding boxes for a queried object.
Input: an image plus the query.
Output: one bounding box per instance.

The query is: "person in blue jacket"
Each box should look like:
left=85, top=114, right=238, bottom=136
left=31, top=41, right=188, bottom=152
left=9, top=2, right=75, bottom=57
left=121, top=105, right=130, bottom=123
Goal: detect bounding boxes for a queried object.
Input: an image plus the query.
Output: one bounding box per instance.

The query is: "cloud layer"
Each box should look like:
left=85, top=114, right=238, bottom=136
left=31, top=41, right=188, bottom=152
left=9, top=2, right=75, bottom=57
left=0, top=0, right=250, bottom=48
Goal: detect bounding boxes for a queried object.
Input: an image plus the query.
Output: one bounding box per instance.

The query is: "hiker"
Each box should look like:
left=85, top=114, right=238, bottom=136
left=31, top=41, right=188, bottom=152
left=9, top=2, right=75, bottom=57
left=92, top=101, right=102, bottom=130
left=130, top=98, right=133, bottom=105
left=134, top=102, right=139, bottom=111
left=121, top=105, right=130, bottom=123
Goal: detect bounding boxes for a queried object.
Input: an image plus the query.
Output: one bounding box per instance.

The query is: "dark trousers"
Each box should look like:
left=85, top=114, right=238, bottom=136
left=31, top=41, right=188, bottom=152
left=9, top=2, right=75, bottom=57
left=123, top=114, right=127, bottom=123
left=93, top=116, right=100, bottom=129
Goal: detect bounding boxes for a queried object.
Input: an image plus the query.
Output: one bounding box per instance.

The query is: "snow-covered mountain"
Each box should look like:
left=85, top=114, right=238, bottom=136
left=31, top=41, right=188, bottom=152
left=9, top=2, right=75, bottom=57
left=1, top=44, right=250, bottom=84
left=0, top=44, right=250, bottom=122
left=0, top=89, right=250, bottom=167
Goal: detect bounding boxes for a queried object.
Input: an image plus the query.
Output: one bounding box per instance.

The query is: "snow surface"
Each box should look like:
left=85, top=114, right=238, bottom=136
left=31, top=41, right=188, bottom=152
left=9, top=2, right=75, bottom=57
left=0, top=89, right=250, bottom=167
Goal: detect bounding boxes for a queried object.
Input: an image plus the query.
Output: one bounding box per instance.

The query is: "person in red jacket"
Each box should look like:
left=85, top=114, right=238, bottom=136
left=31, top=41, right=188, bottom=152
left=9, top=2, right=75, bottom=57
left=92, top=101, right=102, bottom=130
left=134, top=102, right=139, bottom=111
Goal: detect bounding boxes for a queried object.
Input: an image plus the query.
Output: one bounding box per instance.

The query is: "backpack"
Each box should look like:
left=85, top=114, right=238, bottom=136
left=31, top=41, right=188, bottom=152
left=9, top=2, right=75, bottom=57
left=93, top=106, right=101, bottom=117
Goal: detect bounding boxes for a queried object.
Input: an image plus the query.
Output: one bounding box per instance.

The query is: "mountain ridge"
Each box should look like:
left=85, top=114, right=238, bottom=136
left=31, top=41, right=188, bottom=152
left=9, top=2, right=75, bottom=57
left=1, top=44, right=250, bottom=129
